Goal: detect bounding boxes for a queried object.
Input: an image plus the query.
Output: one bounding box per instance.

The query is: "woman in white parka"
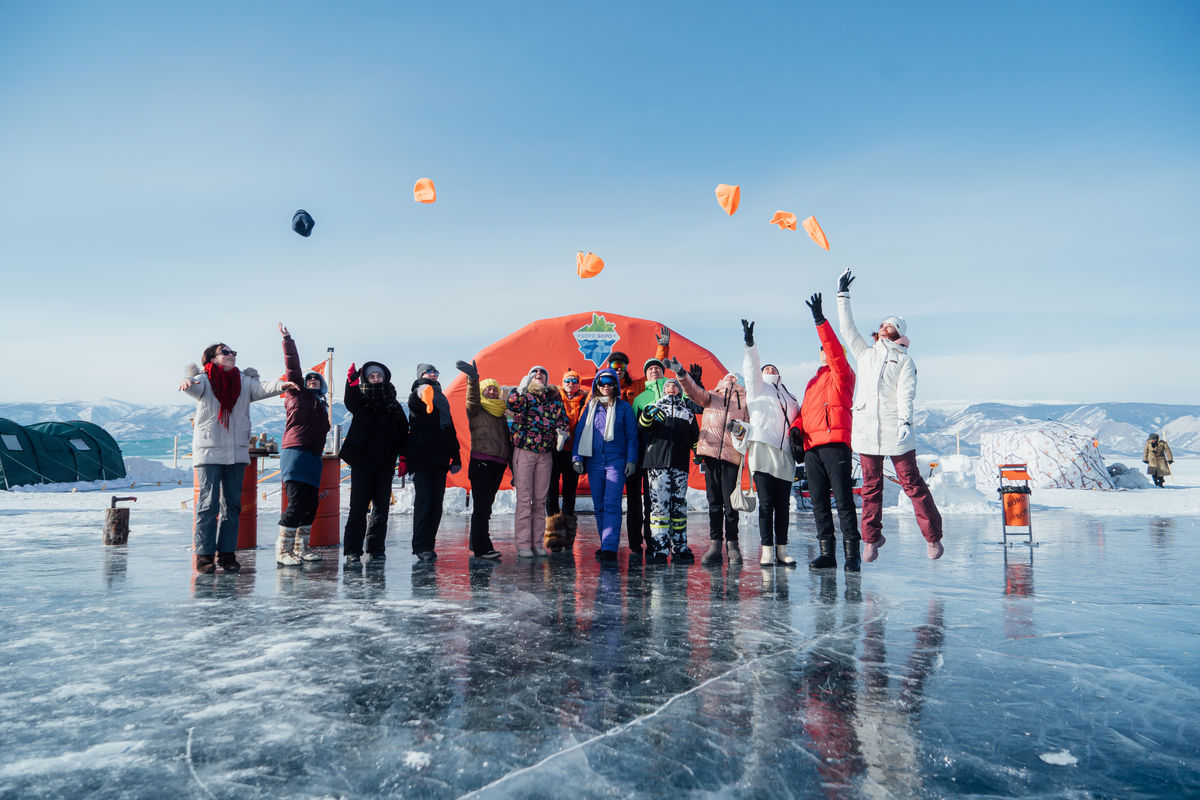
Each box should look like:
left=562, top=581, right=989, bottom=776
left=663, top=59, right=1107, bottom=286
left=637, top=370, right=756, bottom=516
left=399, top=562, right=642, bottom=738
left=835, top=268, right=944, bottom=562
left=735, top=319, right=802, bottom=567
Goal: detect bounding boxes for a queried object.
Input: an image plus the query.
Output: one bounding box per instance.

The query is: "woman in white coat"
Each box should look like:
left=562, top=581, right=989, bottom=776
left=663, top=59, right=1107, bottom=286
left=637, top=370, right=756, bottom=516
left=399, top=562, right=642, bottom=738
left=736, top=319, right=801, bottom=567
left=179, top=341, right=294, bottom=573
left=835, top=269, right=943, bottom=562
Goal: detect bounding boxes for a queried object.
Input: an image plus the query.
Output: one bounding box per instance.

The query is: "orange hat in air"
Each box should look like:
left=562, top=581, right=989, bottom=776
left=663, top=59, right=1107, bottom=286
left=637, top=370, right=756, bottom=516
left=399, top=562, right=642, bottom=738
left=577, top=251, right=605, bottom=278
left=769, top=211, right=797, bottom=230
left=714, top=184, right=740, bottom=215
left=802, top=216, right=830, bottom=250
left=413, top=178, right=437, bottom=204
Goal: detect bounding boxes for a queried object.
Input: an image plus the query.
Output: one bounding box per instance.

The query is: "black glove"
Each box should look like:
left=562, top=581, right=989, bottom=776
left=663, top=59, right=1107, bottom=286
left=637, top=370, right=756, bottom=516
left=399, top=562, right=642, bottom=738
left=455, top=359, right=478, bottom=380
left=741, top=319, right=755, bottom=347
left=572, top=461, right=586, bottom=475
left=838, top=268, right=855, bottom=294
left=688, top=363, right=703, bottom=388
left=806, top=293, right=825, bottom=325
left=662, top=356, right=685, bottom=375
left=789, top=427, right=805, bottom=462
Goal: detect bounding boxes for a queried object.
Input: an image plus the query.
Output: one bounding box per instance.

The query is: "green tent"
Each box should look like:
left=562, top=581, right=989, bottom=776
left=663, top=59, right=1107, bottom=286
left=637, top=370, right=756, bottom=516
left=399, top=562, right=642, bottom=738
left=0, top=418, right=126, bottom=489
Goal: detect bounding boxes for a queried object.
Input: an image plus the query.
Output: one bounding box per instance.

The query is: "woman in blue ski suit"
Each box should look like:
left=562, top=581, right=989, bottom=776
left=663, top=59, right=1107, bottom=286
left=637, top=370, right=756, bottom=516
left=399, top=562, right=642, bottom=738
left=571, top=368, right=639, bottom=562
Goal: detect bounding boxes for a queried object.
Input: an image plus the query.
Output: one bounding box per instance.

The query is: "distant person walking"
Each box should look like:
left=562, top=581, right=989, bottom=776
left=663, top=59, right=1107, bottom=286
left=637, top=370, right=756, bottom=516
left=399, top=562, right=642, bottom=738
left=1143, top=433, right=1173, bottom=487
left=275, top=323, right=332, bottom=566
left=836, top=268, right=944, bottom=562
left=180, top=339, right=294, bottom=574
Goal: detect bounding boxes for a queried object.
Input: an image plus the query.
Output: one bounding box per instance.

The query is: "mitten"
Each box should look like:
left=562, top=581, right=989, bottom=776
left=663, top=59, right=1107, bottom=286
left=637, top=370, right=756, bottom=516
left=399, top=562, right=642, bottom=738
left=347, top=363, right=360, bottom=387
left=455, top=359, right=478, bottom=380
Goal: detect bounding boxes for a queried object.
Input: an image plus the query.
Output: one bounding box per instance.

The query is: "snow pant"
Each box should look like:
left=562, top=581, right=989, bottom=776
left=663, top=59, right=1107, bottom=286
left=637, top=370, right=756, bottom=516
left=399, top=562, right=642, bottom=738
left=804, top=443, right=859, bottom=545
left=702, top=456, right=740, bottom=541
left=512, top=448, right=553, bottom=552
left=625, top=468, right=650, bottom=551
left=279, top=480, right=319, bottom=528
left=412, top=467, right=449, bottom=554
left=752, top=471, right=792, bottom=546
left=194, top=463, right=246, bottom=555
left=344, top=463, right=394, bottom=557
left=546, top=449, right=579, bottom=516
left=859, top=451, right=943, bottom=544
left=588, top=461, right=626, bottom=553
left=468, top=458, right=506, bottom=556
left=647, top=467, right=690, bottom=554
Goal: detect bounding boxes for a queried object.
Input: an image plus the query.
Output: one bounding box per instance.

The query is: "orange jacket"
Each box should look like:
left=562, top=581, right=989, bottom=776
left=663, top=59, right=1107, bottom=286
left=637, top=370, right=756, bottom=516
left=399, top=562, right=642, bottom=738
left=557, top=387, right=590, bottom=446
left=793, top=320, right=854, bottom=449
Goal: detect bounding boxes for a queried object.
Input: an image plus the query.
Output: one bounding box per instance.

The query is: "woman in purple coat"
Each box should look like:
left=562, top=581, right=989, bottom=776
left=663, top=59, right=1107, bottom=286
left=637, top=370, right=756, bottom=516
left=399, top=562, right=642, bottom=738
left=571, top=368, right=639, bottom=563
left=276, top=323, right=332, bottom=565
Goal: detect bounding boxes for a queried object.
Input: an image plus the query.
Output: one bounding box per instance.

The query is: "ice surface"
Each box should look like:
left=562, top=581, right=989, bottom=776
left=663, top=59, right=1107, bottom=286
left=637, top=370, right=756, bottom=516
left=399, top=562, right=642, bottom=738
left=2, top=467, right=1199, bottom=798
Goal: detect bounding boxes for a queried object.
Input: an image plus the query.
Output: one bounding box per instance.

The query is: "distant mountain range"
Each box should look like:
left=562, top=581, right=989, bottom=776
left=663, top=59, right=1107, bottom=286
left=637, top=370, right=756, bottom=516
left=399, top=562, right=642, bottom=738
left=2, top=399, right=1198, bottom=457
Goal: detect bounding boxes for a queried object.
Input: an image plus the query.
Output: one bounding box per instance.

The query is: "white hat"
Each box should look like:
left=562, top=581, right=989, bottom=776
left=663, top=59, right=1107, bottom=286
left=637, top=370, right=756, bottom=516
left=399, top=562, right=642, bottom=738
left=880, top=316, right=907, bottom=337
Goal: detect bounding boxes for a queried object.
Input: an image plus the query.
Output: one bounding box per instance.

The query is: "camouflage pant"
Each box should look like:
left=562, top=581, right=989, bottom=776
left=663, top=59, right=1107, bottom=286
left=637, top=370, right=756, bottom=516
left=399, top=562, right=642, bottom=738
left=647, top=467, right=689, bottom=554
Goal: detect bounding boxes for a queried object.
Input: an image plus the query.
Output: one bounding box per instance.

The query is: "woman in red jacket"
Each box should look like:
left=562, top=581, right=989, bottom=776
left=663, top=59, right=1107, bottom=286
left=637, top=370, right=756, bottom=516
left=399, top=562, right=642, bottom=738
left=792, top=293, right=861, bottom=571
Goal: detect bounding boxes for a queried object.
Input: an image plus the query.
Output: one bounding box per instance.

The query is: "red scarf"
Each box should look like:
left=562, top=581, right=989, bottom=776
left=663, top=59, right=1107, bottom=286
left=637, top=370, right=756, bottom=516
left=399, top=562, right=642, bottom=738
left=204, top=362, right=242, bottom=427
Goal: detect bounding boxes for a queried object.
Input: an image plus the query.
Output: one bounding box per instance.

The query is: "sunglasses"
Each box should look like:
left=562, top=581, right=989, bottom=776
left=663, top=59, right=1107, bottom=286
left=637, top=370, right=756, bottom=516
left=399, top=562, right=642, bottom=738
left=609, top=361, right=627, bottom=368
left=596, top=379, right=616, bottom=388
left=424, top=369, right=439, bottom=377
left=218, top=348, right=237, bottom=357
left=563, top=378, right=579, bottom=384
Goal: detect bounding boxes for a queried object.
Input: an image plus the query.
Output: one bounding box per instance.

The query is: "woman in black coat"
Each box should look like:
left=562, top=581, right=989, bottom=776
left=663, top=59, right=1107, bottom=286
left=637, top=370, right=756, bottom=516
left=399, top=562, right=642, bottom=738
left=407, top=364, right=462, bottom=560
left=340, top=360, right=408, bottom=564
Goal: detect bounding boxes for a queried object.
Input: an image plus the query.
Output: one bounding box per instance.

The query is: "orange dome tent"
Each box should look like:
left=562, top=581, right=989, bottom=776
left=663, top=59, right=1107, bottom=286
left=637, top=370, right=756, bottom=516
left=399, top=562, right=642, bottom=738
left=443, top=311, right=730, bottom=492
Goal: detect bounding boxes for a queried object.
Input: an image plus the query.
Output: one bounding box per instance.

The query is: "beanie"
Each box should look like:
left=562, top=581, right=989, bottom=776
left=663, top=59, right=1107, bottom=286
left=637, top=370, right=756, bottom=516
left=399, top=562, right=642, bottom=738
left=880, top=315, right=908, bottom=337
left=643, top=358, right=664, bottom=374
left=416, top=363, right=437, bottom=379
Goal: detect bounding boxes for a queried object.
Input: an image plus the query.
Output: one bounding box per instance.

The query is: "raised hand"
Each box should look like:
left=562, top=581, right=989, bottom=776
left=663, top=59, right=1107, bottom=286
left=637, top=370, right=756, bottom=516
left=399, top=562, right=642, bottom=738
left=656, top=326, right=671, bottom=347
left=455, top=359, right=478, bottom=380
left=347, top=363, right=359, bottom=386
left=806, top=293, right=825, bottom=325
left=662, top=356, right=685, bottom=375
left=741, top=319, right=755, bottom=347
left=278, top=322, right=290, bottom=337
left=687, top=363, right=702, bottom=386
left=838, top=268, right=855, bottom=294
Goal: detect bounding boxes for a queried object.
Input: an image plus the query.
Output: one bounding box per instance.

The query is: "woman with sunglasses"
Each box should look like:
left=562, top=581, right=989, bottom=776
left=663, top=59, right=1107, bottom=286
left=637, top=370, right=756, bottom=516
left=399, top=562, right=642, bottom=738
left=572, top=368, right=639, bottom=562
left=407, top=364, right=462, bottom=561
left=506, top=365, right=570, bottom=557
left=545, top=368, right=590, bottom=551
left=179, top=340, right=296, bottom=574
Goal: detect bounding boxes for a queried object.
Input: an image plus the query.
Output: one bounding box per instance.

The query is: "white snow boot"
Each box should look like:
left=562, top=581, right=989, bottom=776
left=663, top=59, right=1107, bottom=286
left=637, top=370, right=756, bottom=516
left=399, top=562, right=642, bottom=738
left=775, top=545, right=796, bottom=566
left=293, top=525, right=323, bottom=562
left=760, top=545, right=775, bottom=566
left=276, top=527, right=302, bottom=566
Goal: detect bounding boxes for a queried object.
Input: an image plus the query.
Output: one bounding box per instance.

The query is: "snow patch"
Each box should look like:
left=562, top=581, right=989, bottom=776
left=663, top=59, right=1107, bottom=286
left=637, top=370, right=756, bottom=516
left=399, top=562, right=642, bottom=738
left=1038, top=749, right=1079, bottom=766
left=403, top=751, right=432, bottom=770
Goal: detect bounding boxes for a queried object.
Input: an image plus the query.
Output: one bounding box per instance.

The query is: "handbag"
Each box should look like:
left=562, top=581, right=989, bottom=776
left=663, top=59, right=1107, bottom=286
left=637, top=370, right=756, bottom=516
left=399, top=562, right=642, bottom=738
left=729, top=453, right=756, bottom=513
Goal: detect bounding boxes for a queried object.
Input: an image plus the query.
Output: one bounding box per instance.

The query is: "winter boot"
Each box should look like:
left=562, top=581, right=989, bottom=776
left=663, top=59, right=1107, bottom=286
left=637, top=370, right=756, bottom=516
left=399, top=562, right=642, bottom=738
left=673, top=547, right=695, bottom=563
left=927, top=539, right=945, bottom=560
left=863, top=535, right=885, bottom=563
left=195, top=554, right=216, bottom=574
left=276, top=527, right=302, bottom=566
left=775, top=545, right=797, bottom=567
left=808, top=538, right=837, bottom=570
left=726, top=540, right=742, bottom=564
left=562, top=513, right=578, bottom=549
left=544, top=513, right=566, bottom=552
left=843, top=539, right=862, bottom=572
left=217, top=552, right=241, bottom=573
left=293, top=525, right=323, bottom=562
left=760, top=545, right=775, bottom=566
left=701, top=539, right=724, bottom=565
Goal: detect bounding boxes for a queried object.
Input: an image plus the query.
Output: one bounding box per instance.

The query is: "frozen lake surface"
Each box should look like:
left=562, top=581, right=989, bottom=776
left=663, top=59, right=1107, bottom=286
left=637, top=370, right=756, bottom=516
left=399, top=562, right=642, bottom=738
left=2, top=483, right=1199, bottom=798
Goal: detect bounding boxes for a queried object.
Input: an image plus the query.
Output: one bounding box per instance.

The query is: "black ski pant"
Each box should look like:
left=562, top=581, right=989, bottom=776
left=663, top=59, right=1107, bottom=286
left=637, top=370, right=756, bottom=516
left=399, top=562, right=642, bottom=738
left=804, top=443, right=860, bottom=545
left=703, top=456, right=740, bottom=541
left=546, top=449, right=579, bottom=516
left=279, top=480, right=319, bottom=529
left=412, top=467, right=449, bottom=554
left=344, top=463, right=394, bottom=556
left=625, top=468, right=650, bottom=551
left=468, top=458, right=506, bottom=555
left=752, top=471, right=792, bottom=546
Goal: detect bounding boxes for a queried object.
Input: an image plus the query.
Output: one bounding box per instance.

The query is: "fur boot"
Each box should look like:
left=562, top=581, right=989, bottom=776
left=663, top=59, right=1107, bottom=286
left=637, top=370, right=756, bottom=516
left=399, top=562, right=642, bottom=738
left=276, top=526, right=302, bottom=566
left=562, top=513, right=578, bottom=549
left=293, top=525, right=323, bottom=561
left=544, top=512, right=566, bottom=552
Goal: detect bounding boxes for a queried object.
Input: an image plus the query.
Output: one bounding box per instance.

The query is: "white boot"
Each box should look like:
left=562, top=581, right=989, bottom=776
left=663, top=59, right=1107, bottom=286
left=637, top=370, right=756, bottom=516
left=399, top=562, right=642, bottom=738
left=760, top=545, right=775, bottom=566
left=276, top=527, right=302, bottom=566
left=293, top=525, right=323, bottom=562
left=775, top=545, right=796, bottom=566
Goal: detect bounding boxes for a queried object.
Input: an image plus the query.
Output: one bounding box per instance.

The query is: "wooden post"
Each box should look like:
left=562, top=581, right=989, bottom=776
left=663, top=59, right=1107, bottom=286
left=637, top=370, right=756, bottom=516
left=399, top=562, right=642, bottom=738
left=104, top=496, right=137, bottom=545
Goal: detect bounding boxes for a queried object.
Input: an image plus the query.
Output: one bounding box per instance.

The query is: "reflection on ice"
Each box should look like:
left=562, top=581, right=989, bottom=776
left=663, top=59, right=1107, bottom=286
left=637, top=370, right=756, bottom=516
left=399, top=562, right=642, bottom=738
left=0, top=507, right=1198, bottom=798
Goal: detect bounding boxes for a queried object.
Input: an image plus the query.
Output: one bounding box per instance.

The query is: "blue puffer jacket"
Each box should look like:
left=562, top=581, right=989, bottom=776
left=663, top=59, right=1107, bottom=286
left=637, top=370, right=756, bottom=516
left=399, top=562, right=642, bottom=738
left=571, top=368, right=639, bottom=468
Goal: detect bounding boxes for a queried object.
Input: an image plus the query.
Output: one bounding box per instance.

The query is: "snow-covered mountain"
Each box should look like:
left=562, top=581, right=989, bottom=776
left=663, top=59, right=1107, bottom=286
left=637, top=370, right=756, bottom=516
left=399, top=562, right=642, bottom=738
left=3, top=399, right=1198, bottom=457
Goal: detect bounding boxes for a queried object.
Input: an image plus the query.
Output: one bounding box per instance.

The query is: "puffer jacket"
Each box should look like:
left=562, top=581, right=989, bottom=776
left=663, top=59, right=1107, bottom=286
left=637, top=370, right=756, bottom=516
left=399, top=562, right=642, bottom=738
left=638, top=393, right=700, bottom=471
left=280, top=334, right=331, bottom=454
left=182, top=364, right=287, bottom=465
left=837, top=293, right=917, bottom=456
left=559, top=386, right=590, bottom=449
left=677, top=370, right=746, bottom=465
left=1143, top=439, right=1173, bottom=477
left=792, top=320, right=855, bottom=450
left=341, top=361, right=408, bottom=469
left=617, top=342, right=670, bottom=404
left=465, top=374, right=512, bottom=462
left=506, top=383, right=569, bottom=454
left=572, top=377, right=639, bottom=469
left=743, top=343, right=800, bottom=452
left=407, top=377, right=461, bottom=471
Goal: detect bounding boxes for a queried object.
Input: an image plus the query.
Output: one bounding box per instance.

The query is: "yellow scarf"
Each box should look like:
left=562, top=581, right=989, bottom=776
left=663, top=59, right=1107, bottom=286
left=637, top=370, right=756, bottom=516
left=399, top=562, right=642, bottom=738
left=480, top=379, right=507, bottom=418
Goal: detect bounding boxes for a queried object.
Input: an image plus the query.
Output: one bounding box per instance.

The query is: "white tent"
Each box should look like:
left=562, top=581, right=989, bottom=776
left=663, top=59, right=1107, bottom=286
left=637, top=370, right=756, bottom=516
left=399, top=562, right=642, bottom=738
left=974, top=421, right=1115, bottom=491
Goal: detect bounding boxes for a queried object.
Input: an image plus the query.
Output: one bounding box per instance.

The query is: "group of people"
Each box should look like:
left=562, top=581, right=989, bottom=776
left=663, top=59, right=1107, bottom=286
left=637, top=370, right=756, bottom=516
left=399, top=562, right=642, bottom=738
left=180, top=269, right=946, bottom=574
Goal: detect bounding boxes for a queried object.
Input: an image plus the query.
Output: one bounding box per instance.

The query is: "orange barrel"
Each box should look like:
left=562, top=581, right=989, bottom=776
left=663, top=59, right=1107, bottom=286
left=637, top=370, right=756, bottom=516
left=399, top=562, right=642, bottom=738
left=999, top=485, right=1031, bottom=527
left=281, top=455, right=342, bottom=547
left=192, top=457, right=258, bottom=550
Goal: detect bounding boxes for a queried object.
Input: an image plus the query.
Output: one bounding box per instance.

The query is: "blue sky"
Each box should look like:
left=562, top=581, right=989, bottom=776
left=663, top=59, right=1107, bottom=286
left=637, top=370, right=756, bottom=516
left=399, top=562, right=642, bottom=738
left=2, top=1, right=1197, bottom=406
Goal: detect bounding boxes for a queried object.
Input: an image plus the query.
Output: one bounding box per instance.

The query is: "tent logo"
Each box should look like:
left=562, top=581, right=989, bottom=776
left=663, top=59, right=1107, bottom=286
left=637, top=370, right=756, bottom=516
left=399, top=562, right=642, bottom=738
left=573, top=313, right=621, bottom=367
